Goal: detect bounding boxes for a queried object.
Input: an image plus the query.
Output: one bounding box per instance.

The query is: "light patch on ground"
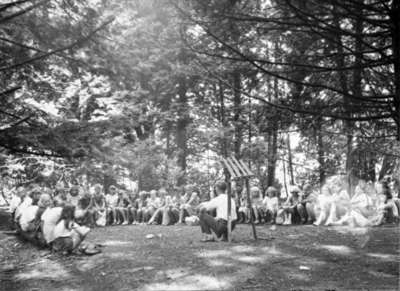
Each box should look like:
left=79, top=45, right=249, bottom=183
left=207, top=259, right=234, bottom=267
left=105, top=251, right=132, bottom=259
left=197, top=249, right=232, bottom=258
left=261, top=245, right=285, bottom=256
left=101, top=240, right=131, bottom=246
left=76, top=255, right=106, bottom=272
left=15, top=258, right=71, bottom=281
left=334, top=226, right=369, bottom=236
left=230, top=245, right=258, bottom=253
left=288, top=271, right=311, bottom=281
left=236, top=255, right=266, bottom=264
left=142, top=274, right=230, bottom=291
left=366, top=253, right=398, bottom=262
left=319, top=244, right=354, bottom=255
left=300, top=257, right=327, bottom=267
left=368, top=270, right=397, bottom=278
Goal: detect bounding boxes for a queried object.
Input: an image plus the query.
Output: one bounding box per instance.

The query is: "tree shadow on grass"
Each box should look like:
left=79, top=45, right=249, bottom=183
left=2, top=224, right=399, bottom=291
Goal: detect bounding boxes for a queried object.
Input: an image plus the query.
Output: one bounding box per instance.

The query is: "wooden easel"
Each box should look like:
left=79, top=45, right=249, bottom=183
left=221, top=157, right=257, bottom=242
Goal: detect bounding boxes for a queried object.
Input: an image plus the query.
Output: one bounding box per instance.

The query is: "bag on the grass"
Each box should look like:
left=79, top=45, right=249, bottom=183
left=185, top=215, right=199, bottom=226
left=96, top=210, right=106, bottom=226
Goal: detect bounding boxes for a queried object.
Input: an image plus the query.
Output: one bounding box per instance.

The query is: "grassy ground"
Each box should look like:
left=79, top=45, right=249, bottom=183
left=0, top=208, right=399, bottom=291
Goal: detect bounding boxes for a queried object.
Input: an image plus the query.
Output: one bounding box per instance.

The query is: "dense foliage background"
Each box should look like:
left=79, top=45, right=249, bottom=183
left=1, top=0, right=399, bottom=195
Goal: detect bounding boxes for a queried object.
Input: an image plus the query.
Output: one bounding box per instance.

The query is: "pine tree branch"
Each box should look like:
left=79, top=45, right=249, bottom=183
left=0, top=0, right=50, bottom=24
left=0, top=114, right=33, bottom=132
left=0, top=86, right=22, bottom=96
left=0, top=17, right=114, bottom=72
left=0, top=143, right=64, bottom=158
left=174, top=2, right=394, bottom=105
left=0, top=0, right=31, bottom=12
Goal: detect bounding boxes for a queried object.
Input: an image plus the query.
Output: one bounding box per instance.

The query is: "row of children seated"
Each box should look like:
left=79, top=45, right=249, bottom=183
left=10, top=183, right=203, bottom=229
left=236, top=185, right=312, bottom=225
left=235, top=178, right=399, bottom=226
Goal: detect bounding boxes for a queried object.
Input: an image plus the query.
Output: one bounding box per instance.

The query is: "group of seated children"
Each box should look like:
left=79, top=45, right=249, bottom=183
left=235, top=178, right=399, bottom=226
left=10, top=183, right=203, bottom=232
left=9, top=176, right=399, bottom=251
left=10, top=186, right=91, bottom=254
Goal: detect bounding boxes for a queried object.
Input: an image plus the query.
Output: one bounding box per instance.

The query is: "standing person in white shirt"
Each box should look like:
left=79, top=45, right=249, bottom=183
left=198, top=181, right=237, bottom=242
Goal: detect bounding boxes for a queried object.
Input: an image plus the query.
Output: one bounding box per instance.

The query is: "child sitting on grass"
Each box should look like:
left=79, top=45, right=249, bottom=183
left=238, top=193, right=250, bottom=223
left=116, top=190, right=130, bottom=225
left=250, top=187, right=263, bottom=224
left=135, top=191, right=148, bottom=223
left=92, top=184, right=107, bottom=226
left=177, top=190, right=200, bottom=224
left=277, top=186, right=302, bottom=225
left=106, top=185, right=119, bottom=225
left=262, top=186, right=279, bottom=224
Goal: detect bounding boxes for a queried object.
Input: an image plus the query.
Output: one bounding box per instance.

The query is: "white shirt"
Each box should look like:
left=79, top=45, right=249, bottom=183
left=105, top=194, right=119, bottom=207
left=204, top=193, right=237, bottom=221
left=9, top=195, right=21, bottom=213
left=15, top=196, right=32, bottom=222
left=19, top=205, right=39, bottom=231
left=263, top=196, right=279, bottom=211
left=52, top=219, right=73, bottom=239
left=68, top=195, right=80, bottom=207
left=41, top=207, right=63, bottom=243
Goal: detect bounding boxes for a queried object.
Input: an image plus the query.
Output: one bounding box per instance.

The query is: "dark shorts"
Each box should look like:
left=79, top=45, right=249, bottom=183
left=51, top=237, right=74, bottom=253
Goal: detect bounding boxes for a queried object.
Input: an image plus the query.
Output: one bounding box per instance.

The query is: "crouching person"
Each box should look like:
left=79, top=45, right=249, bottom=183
left=18, top=193, right=53, bottom=246
left=42, top=205, right=90, bottom=254
left=198, top=181, right=237, bottom=242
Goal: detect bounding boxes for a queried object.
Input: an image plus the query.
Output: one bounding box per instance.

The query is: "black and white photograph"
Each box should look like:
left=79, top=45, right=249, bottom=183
left=0, top=0, right=399, bottom=290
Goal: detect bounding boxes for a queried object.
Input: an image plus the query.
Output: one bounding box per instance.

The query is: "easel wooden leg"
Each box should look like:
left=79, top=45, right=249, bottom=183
left=227, top=180, right=232, bottom=242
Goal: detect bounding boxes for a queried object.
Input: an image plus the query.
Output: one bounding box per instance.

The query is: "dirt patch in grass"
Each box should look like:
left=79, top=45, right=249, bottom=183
left=1, top=210, right=399, bottom=291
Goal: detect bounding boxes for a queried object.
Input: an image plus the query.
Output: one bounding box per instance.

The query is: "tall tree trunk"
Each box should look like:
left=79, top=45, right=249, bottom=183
left=219, top=80, right=228, bottom=158
left=176, top=73, right=189, bottom=185
left=392, top=0, right=400, bottom=140
left=232, top=71, right=242, bottom=159
left=266, top=119, right=278, bottom=187
left=266, top=68, right=279, bottom=187
left=316, top=118, right=325, bottom=187
left=287, top=134, right=294, bottom=185
left=334, top=7, right=353, bottom=193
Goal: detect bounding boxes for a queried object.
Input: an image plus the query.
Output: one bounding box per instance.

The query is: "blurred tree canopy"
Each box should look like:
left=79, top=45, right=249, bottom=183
left=0, top=0, right=399, bottom=194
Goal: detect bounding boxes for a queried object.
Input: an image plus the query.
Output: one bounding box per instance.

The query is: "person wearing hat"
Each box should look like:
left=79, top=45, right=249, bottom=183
left=197, top=181, right=237, bottom=242
left=300, top=184, right=317, bottom=223
left=277, top=185, right=303, bottom=225
left=262, top=186, right=279, bottom=224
